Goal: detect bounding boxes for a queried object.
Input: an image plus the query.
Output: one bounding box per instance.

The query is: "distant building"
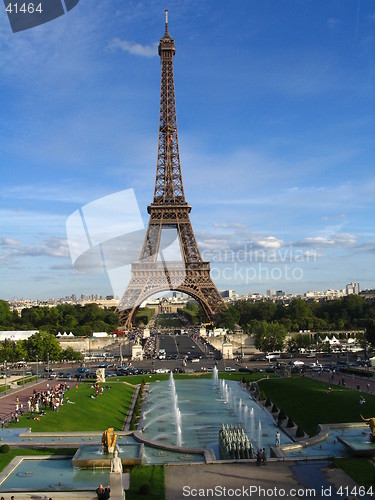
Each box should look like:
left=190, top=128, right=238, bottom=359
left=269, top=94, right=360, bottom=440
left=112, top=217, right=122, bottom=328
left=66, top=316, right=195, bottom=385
left=346, top=282, right=360, bottom=295
left=266, top=289, right=276, bottom=297
left=92, top=332, right=108, bottom=338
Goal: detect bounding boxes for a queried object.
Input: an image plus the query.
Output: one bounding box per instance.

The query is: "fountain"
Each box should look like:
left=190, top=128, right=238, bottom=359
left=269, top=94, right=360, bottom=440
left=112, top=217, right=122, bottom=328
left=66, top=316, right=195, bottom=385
left=250, top=408, right=255, bottom=441
left=169, top=371, right=183, bottom=446
left=212, top=366, right=219, bottom=386
left=258, top=420, right=262, bottom=450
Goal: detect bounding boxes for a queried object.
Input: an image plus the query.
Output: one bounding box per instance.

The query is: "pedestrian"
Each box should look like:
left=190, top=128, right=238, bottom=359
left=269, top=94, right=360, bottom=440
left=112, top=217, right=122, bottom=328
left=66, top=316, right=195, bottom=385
left=262, top=447, right=267, bottom=465
left=275, top=431, right=280, bottom=447
left=256, top=449, right=261, bottom=466
left=96, top=484, right=105, bottom=499
left=367, top=383, right=370, bottom=393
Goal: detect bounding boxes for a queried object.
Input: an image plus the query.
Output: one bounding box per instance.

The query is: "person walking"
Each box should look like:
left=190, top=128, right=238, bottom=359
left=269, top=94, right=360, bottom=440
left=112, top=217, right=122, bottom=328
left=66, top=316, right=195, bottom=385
left=262, top=448, right=267, bottom=465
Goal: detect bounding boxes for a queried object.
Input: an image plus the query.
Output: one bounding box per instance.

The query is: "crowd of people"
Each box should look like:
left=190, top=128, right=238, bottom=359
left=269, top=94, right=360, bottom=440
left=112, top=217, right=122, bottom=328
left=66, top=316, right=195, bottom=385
left=3, top=382, right=71, bottom=423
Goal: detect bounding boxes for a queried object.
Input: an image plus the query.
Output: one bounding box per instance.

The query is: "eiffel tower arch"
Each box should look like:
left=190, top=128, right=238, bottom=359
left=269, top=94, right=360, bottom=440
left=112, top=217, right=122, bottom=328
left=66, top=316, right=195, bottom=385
left=117, top=11, right=226, bottom=329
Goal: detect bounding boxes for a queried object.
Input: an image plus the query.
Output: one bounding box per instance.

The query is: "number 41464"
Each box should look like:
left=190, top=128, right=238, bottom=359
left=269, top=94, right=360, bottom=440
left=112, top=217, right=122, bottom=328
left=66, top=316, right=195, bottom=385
left=6, top=3, right=43, bottom=14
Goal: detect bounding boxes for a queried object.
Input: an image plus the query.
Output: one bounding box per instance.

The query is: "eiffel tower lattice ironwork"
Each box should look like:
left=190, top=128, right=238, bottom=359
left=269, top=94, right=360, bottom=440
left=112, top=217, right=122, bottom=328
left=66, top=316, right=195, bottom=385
left=117, top=11, right=226, bottom=328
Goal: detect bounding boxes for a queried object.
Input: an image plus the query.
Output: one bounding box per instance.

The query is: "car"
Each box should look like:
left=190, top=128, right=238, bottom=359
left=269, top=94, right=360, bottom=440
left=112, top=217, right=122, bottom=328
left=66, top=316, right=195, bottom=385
left=77, top=367, right=89, bottom=373
left=238, top=367, right=253, bottom=373
left=44, top=367, right=54, bottom=372
left=224, top=367, right=236, bottom=372
left=49, top=373, right=57, bottom=379
left=64, top=372, right=73, bottom=379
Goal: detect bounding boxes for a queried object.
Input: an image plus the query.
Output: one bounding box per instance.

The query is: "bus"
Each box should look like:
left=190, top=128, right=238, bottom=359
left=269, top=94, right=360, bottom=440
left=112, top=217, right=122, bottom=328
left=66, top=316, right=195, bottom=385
left=265, top=352, right=281, bottom=361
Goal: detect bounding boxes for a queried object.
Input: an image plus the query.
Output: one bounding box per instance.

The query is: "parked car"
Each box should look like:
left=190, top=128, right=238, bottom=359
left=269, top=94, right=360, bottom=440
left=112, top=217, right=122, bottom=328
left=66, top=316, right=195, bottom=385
left=224, top=367, right=236, bottom=372
left=77, top=367, right=89, bottom=374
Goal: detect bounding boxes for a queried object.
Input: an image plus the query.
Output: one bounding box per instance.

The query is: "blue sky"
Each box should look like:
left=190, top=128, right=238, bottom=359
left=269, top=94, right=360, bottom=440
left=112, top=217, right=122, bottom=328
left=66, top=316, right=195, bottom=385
left=0, top=0, right=374, bottom=299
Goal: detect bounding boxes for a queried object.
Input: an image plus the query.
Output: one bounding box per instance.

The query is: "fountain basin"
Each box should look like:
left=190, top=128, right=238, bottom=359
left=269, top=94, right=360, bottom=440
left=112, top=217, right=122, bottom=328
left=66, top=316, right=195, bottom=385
left=337, top=435, right=375, bottom=457
left=0, top=456, right=110, bottom=493
left=72, top=444, right=143, bottom=468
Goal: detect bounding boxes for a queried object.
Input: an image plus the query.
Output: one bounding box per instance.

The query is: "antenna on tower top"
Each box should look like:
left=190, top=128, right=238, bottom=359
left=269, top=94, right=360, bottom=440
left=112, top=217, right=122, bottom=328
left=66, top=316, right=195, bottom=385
left=165, top=9, right=168, bottom=33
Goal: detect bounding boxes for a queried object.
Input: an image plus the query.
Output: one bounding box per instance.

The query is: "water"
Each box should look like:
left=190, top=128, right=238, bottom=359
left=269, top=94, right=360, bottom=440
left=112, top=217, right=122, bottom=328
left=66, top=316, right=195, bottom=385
left=212, top=366, right=219, bottom=386
left=0, top=458, right=110, bottom=492
left=170, top=371, right=182, bottom=446
left=258, top=420, right=262, bottom=450
left=142, top=378, right=292, bottom=452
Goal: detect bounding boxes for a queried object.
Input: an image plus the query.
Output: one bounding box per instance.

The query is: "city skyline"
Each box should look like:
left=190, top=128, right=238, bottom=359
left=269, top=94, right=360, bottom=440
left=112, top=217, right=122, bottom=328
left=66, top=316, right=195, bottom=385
left=1, top=1, right=374, bottom=299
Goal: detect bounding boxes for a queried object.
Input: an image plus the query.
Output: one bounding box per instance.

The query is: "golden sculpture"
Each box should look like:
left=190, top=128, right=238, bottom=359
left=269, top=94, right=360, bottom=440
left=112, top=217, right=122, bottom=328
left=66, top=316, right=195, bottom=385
left=360, top=414, right=375, bottom=442
left=102, top=428, right=117, bottom=454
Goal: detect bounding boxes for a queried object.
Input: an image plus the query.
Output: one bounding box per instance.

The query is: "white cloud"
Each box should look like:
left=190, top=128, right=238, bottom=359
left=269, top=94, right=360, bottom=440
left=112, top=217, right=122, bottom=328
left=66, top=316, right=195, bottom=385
left=296, top=233, right=357, bottom=248
left=0, top=236, right=69, bottom=260
left=108, top=38, right=158, bottom=57
left=0, top=237, right=20, bottom=246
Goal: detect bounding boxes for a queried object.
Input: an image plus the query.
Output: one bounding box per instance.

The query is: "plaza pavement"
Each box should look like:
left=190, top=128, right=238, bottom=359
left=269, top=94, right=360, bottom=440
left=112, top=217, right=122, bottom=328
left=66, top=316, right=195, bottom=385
left=165, top=461, right=363, bottom=500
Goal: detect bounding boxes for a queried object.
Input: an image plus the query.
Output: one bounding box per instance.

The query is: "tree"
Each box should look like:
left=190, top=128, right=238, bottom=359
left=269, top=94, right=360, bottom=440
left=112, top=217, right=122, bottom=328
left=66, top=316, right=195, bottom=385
left=0, top=300, right=13, bottom=327
left=253, top=321, right=287, bottom=352
left=214, top=305, right=240, bottom=330
left=62, top=347, right=83, bottom=361
left=24, top=330, right=62, bottom=361
left=366, top=320, right=375, bottom=347
left=287, top=333, right=313, bottom=352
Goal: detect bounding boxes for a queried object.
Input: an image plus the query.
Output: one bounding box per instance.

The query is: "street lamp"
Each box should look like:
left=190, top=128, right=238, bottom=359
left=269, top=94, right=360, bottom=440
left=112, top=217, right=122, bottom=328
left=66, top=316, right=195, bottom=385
left=36, top=354, right=38, bottom=380
left=22, top=357, right=25, bottom=387
left=47, top=352, right=50, bottom=377
left=4, top=360, right=7, bottom=395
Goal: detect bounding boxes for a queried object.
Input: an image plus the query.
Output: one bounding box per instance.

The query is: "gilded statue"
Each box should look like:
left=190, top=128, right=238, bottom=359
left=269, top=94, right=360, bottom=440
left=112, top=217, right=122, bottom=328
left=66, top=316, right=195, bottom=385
left=102, top=427, right=117, bottom=453
left=360, top=414, right=375, bottom=442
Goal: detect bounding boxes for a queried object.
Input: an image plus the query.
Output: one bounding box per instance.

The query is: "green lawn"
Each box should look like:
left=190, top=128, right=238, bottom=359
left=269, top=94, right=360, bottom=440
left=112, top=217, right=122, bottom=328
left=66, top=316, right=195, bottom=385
left=334, top=458, right=375, bottom=490
left=0, top=447, right=74, bottom=472
left=10, top=381, right=134, bottom=432
left=127, top=465, right=165, bottom=500
left=258, top=376, right=375, bottom=436
left=6, top=373, right=268, bottom=433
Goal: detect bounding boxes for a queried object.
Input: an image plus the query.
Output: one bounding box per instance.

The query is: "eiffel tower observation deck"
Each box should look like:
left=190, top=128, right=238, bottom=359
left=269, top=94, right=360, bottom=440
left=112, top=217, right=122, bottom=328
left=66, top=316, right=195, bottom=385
left=117, top=11, right=226, bottom=328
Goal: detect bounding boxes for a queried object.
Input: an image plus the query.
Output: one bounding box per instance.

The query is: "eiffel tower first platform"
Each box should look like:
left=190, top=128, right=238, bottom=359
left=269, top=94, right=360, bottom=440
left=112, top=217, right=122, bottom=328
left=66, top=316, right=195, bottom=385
left=117, top=11, right=226, bottom=329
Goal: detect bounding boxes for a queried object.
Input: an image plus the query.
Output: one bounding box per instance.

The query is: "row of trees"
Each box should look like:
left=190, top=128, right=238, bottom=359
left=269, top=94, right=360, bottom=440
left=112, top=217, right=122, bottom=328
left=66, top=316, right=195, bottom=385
left=214, top=296, right=375, bottom=333
left=0, top=301, right=119, bottom=337
left=0, top=330, right=83, bottom=364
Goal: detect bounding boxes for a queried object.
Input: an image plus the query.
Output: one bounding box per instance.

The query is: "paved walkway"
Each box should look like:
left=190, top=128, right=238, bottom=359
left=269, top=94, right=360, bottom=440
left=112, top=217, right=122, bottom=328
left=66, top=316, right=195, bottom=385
left=305, top=370, right=375, bottom=393
left=165, top=461, right=367, bottom=500
left=0, top=378, right=77, bottom=422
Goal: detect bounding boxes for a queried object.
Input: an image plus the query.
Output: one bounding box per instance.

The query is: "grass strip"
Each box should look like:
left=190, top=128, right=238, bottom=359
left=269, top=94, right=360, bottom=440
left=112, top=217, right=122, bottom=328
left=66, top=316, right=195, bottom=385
left=0, top=447, right=73, bottom=472
left=333, top=458, right=375, bottom=490
left=258, top=376, right=375, bottom=436
left=10, top=381, right=134, bottom=432
left=127, top=465, right=165, bottom=500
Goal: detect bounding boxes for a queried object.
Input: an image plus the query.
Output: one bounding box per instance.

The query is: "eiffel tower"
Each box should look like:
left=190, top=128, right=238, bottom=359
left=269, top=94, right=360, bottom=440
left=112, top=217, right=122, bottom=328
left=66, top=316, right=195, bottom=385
left=118, top=11, right=226, bottom=328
